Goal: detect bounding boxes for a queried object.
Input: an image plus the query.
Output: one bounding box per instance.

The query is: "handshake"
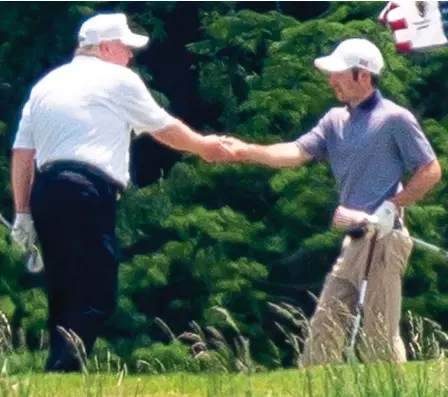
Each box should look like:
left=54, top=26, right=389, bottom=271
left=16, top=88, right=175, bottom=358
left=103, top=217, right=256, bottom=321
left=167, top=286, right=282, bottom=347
left=198, top=135, right=250, bottom=163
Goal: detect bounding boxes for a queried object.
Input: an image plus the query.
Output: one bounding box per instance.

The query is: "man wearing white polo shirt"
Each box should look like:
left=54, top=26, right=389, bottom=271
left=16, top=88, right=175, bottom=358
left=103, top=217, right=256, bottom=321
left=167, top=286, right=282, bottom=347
left=10, top=13, right=230, bottom=372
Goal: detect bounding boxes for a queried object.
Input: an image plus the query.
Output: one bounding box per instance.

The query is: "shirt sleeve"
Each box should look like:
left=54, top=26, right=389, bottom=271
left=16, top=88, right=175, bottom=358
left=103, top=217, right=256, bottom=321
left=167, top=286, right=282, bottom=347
left=118, top=70, right=176, bottom=135
left=12, top=100, right=35, bottom=149
left=294, top=111, right=332, bottom=161
left=390, top=110, right=437, bottom=172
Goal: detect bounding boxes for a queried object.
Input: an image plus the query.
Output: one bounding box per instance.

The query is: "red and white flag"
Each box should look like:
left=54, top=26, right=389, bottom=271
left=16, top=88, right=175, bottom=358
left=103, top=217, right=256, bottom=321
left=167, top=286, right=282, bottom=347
left=378, top=1, right=448, bottom=52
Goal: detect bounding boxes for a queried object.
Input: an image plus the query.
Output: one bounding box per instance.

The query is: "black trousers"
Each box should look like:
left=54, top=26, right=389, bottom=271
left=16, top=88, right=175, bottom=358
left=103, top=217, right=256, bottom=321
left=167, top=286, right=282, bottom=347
left=30, top=160, right=122, bottom=372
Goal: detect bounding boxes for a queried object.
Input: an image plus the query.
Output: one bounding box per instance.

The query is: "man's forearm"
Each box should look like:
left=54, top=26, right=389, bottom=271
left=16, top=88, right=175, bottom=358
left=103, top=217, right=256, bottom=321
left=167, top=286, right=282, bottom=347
left=11, top=149, right=36, bottom=213
left=246, top=142, right=311, bottom=168
left=391, top=159, right=442, bottom=208
left=152, top=119, right=207, bottom=155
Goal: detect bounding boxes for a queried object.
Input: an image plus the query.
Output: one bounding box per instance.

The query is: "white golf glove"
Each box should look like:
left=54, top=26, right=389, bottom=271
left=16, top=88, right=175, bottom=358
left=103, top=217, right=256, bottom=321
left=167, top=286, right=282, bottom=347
left=11, top=213, right=36, bottom=249
left=371, top=200, right=399, bottom=239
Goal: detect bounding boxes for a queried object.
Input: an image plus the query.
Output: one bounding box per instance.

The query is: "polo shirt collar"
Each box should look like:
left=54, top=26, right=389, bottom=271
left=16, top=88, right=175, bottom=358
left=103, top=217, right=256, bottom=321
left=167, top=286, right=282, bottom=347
left=72, top=55, right=103, bottom=64
left=348, top=90, right=382, bottom=114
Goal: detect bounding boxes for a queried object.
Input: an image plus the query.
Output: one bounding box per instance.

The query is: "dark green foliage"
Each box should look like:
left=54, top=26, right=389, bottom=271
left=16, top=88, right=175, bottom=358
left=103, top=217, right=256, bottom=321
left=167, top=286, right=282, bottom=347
left=0, top=2, right=447, bottom=371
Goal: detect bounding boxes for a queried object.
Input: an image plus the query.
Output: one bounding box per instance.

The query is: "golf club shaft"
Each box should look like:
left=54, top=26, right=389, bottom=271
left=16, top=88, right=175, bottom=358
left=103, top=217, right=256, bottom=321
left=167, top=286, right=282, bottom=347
left=0, top=213, right=12, bottom=229
left=349, top=279, right=367, bottom=351
left=347, top=223, right=448, bottom=260
left=411, top=236, right=448, bottom=258
left=348, top=231, right=378, bottom=352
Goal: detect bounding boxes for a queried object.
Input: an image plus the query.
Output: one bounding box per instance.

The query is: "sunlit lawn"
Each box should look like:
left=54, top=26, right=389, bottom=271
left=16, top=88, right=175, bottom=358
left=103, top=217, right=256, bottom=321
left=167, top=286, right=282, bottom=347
left=1, top=359, right=447, bottom=397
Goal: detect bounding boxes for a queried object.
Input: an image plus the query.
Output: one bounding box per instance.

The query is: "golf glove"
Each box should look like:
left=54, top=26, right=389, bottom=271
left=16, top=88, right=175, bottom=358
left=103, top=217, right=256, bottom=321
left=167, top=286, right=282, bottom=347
left=371, top=200, right=398, bottom=239
left=11, top=213, right=36, bottom=249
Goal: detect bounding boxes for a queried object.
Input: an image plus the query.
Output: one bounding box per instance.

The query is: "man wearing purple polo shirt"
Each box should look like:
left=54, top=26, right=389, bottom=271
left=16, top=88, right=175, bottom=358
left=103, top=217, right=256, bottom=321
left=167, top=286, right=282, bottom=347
left=216, top=38, right=442, bottom=366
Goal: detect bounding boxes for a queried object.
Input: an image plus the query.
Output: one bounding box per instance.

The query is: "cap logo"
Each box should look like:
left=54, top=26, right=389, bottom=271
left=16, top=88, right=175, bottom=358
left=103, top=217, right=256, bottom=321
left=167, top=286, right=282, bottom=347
left=359, top=58, right=369, bottom=67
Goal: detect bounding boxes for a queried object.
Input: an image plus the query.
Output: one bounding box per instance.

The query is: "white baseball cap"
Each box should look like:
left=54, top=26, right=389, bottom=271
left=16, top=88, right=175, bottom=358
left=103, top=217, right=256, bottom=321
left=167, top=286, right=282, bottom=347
left=78, top=13, right=149, bottom=49
left=314, top=38, right=384, bottom=75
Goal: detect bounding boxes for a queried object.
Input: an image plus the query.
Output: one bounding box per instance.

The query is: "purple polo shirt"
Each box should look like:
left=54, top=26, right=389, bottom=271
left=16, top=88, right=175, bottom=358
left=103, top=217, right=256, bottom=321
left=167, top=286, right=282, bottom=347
left=295, top=90, right=436, bottom=213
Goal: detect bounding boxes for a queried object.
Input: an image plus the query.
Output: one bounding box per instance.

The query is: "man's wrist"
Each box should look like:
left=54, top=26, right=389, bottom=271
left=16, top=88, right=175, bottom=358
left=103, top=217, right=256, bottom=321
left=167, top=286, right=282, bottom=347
left=245, top=144, right=257, bottom=162
left=389, top=198, right=402, bottom=213
left=16, top=207, right=31, bottom=214
left=190, top=133, right=211, bottom=158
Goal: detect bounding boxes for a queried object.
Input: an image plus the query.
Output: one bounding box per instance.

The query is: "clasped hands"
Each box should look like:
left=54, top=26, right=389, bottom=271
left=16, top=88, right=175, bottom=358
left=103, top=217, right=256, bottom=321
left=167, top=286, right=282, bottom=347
left=199, top=135, right=249, bottom=163
left=332, top=201, right=400, bottom=239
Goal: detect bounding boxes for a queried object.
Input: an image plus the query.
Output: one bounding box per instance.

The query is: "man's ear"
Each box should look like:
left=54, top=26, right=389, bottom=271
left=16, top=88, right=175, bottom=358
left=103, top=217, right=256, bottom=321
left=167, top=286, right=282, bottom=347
left=98, top=41, right=110, bottom=55
left=359, top=70, right=372, bottom=84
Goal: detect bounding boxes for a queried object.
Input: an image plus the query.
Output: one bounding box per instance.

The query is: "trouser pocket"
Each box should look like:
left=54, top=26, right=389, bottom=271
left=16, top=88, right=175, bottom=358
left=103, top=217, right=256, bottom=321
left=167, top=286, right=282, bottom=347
left=382, top=229, right=414, bottom=278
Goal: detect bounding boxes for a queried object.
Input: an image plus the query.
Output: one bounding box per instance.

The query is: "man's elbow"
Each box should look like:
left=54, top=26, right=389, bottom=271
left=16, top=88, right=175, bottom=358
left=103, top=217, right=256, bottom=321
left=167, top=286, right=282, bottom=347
left=12, top=148, right=36, bottom=166
left=152, top=124, right=184, bottom=147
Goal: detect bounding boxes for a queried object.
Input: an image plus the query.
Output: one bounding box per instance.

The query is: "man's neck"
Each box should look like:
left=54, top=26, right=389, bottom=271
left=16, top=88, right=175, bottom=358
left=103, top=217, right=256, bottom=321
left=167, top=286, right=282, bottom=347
left=348, top=88, right=376, bottom=109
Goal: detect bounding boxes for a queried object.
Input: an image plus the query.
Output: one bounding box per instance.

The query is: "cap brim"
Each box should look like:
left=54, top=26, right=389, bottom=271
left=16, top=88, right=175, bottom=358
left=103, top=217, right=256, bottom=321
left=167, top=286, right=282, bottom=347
left=314, top=55, right=350, bottom=73
left=121, top=33, right=149, bottom=49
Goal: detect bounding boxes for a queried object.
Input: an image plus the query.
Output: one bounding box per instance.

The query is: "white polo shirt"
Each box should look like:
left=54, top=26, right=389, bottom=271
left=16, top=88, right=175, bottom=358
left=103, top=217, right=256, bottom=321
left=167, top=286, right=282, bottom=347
left=13, top=55, right=176, bottom=187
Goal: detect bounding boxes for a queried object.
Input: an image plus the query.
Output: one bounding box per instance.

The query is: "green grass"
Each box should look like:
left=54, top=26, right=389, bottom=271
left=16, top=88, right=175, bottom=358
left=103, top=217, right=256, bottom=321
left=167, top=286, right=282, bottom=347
left=0, top=306, right=447, bottom=396
left=0, top=359, right=447, bottom=397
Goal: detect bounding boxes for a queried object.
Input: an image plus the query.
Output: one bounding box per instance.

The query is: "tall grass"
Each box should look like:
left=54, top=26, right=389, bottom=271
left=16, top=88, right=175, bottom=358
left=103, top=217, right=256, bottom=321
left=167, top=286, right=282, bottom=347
left=0, top=303, right=446, bottom=396
left=0, top=360, right=445, bottom=396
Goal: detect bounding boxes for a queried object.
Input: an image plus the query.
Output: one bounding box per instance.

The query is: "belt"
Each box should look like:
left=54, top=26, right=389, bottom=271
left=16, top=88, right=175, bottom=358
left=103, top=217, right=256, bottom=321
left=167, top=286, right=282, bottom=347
left=38, top=160, right=125, bottom=198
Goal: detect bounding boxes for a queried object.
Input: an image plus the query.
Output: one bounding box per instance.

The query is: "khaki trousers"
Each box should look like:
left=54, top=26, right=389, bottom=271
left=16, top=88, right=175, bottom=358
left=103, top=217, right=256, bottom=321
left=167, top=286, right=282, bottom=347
left=300, top=228, right=414, bottom=367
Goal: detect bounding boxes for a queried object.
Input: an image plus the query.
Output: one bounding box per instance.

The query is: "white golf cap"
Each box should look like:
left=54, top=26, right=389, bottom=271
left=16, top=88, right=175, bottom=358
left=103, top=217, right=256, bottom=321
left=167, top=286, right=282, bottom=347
left=314, top=38, right=384, bottom=75
left=78, top=13, right=149, bottom=49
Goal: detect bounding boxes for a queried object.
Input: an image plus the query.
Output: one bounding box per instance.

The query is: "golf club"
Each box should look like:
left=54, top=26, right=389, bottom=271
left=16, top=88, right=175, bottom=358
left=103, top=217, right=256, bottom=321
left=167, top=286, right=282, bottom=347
left=347, top=230, right=378, bottom=361
left=0, top=213, right=44, bottom=273
left=343, top=219, right=448, bottom=361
